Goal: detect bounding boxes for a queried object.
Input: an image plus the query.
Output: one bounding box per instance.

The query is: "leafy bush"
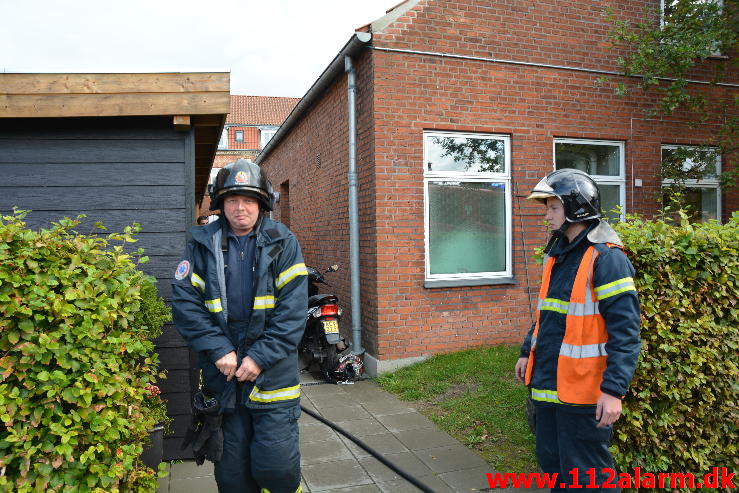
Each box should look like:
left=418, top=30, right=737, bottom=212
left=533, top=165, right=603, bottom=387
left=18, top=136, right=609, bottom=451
left=0, top=212, right=171, bottom=492
left=612, top=211, right=738, bottom=484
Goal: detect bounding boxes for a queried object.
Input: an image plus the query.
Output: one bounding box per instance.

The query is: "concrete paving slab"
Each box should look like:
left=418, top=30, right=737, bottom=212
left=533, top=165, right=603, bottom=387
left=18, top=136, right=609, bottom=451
left=323, top=485, right=381, bottom=493
left=360, top=397, right=416, bottom=417
left=394, top=428, right=459, bottom=451
left=167, top=475, right=218, bottom=493
left=333, top=417, right=388, bottom=437
left=300, top=421, right=341, bottom=443
left=357, top=452, right=433, bottom=483
left=438, top=465, right=497, bottom=492
left=414, top=444, right=489, bottom=473
left=305, top=391, right=358, bottom=409
left=169, top=460, right=214, bottom=479
left=375, top=411, right=436, bottom=433
left=318, top=403, right=373, bottom=422
left=339, top=433, right=410, bottom=458
left=300, top=435, right=355, bottom=466
left=300, top=398, right=319, bottom=413
left=338, top=381, right=394, bottom=403
left=375, top=475, right=455, bottom=493
left=302, top=458, right=374, bottom=492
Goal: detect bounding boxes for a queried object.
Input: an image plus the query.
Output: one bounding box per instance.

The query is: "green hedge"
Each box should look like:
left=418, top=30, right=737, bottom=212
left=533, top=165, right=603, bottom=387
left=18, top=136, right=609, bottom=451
left=0, top=212, right=171, bottom=492
left=612, top=211, right=738, bottom=483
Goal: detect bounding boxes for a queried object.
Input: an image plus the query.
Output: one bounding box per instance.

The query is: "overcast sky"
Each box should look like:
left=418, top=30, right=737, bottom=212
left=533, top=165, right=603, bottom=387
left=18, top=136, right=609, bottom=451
left=1, top=0, right=393, bottom=98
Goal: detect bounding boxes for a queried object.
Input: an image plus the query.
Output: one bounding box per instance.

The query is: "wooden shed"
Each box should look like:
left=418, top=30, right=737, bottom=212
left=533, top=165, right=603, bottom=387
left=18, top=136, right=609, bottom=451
left=0, top=72, right=230, bottom=459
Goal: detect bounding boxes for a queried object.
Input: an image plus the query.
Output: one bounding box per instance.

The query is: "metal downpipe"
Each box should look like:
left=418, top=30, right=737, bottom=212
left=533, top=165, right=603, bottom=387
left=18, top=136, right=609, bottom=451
left=345, top=55, right=364, bottom=356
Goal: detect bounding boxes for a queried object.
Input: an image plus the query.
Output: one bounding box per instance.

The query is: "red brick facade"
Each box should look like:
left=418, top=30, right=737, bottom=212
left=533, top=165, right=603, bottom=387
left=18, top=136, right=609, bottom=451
left=258, top=0, right=737, bottom=369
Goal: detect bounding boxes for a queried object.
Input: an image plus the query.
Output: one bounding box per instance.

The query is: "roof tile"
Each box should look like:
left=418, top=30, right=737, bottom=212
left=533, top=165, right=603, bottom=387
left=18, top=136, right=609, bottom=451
left=227, top=95, right=299, bottom=125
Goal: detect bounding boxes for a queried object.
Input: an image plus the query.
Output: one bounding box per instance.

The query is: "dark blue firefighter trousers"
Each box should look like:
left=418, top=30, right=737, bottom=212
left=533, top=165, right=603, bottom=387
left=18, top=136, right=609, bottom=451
left=214, top=403, right=301, bottom=493
left=534, top=404, right=619, bottom=492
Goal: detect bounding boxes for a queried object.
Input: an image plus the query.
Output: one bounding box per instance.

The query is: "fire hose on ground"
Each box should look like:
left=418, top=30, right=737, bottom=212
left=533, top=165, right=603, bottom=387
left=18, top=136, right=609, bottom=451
left=299, top=404, right=435, bottom=493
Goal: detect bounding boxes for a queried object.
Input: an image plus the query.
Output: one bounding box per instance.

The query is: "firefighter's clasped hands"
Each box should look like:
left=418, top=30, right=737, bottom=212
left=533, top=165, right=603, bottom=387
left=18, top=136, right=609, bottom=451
left=215, top=351, right=262, bottom=382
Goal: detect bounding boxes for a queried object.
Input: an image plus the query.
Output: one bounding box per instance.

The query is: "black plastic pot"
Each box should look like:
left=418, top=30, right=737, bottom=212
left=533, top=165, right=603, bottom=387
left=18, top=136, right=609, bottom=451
left=140, top=425, right=164, bottom=469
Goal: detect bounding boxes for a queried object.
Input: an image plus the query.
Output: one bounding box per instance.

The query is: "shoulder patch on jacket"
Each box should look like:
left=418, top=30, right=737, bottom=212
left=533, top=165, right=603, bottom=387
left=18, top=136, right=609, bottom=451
left=175, top=260, right=191, bottom=280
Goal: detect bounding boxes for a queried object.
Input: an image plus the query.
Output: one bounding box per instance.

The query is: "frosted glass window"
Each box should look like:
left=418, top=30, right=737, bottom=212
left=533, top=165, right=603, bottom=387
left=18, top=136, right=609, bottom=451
left=424, top=132, right=512, bottom=283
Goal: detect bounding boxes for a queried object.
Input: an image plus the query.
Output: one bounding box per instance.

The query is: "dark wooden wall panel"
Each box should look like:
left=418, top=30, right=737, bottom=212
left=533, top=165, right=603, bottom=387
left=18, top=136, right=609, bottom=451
left=0, top=186, right=185, bottom=210
left=0, top=116, right=196, bottom=460
left=0, top=139, right=184, bottom=163
left=2, top=162, right=185, bottom=186
left=0, top=209, right=185, bottom=233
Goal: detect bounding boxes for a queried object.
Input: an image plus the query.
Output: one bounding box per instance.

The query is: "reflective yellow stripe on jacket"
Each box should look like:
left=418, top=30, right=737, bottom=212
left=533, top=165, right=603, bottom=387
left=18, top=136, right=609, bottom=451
left=253, top=295, right=276, bottom=310
left=276, top=263, right=308, bottom=290
left=595, top=277, right=636, bottom=300
left=204, top=298, right=222, bottom=313
left=248, top=384, right=301, bottom=403
left=191, top=273, right=206, bottom=292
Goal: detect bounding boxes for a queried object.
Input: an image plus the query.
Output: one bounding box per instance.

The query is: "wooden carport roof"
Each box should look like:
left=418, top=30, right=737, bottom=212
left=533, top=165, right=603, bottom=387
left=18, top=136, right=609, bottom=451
left=0, top=72, right=230, bottom=204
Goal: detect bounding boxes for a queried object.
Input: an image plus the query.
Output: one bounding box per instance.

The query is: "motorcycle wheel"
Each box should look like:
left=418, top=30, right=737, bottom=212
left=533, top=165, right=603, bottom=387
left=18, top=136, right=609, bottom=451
left=319, top=344, right=339, bottom=381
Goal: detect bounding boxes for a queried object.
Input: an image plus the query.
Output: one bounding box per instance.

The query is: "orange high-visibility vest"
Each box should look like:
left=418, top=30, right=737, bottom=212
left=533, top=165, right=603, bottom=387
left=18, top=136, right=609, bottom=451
left=525, top=245, right=613, bottom=405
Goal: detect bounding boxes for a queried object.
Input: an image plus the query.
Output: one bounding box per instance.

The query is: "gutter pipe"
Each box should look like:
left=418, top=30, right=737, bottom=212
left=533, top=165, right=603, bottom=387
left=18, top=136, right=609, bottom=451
left=345, top=55, right=364, bottom=356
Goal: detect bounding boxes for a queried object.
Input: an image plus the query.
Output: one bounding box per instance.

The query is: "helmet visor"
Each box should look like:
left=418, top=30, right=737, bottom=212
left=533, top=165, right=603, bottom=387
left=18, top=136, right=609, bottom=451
left=527, top=176, right=557, bottom=201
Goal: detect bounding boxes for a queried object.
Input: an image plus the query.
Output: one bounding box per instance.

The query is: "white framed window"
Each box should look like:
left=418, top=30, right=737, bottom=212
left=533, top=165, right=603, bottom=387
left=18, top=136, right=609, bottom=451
left=218, top=129, right=228, bottom=149
left=235, top=130, right=244, bottom=143
left=661, top=145, right=721, bottom=222
left=260, top=127, right=278, bottom=149
left=423, top=131, right=512, bottom=286
left=553, top=139, right=626, bottom=222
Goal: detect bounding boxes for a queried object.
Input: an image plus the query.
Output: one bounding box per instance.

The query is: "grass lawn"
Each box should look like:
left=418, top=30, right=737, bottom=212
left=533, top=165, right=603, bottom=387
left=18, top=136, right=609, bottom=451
left=375, top=345, right=538, bottom=472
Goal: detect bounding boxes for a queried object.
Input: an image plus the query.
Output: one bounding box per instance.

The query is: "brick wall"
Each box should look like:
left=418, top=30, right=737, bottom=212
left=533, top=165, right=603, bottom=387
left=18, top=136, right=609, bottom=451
left=228, top=126, right=260, bottom=150
left=260, top=0, right=737, bottom=364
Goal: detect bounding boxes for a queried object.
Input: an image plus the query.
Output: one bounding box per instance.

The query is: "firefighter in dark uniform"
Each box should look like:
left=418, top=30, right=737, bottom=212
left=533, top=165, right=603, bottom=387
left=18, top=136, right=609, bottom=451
left=515, top=169, right=641, bottom=492
left=172, top=159, right=308, bottom=493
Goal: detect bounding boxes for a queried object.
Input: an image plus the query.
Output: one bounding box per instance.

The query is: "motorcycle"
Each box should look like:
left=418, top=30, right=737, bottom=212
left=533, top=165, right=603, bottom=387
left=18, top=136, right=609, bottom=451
left=299, top=264, right=363, bottom=383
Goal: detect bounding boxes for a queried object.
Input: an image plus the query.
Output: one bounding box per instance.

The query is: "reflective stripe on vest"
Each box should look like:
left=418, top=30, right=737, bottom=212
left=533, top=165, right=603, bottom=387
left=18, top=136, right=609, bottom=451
left=530, top=388, right=560, bottom=404
left=560, top=342, right=607, bottom=359
left=253, top=295, right=276, bottom=310
left=276, top=263, right=308, bottom=290
left=248, top=384, right=301, bottom=403
left=524, top=246, right=613, bottom=405
left=538, top=298, right=569, bottom=314
left=204, top=298, right=223, bottom=313
left=191, top=273, right=206, bottom=293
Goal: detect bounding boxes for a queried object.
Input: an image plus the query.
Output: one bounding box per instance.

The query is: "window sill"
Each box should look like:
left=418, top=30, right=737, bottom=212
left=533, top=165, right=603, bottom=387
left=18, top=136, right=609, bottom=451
left=424, top=276, right=516, bottom=289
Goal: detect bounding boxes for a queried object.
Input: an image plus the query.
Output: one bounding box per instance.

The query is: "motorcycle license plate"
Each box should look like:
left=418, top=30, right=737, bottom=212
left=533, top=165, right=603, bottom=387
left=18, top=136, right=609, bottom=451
left=322, top=320, right=339, bottom=334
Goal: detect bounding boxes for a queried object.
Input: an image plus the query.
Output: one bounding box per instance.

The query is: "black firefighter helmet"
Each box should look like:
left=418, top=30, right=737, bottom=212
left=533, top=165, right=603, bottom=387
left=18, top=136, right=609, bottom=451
left=209, top=159, right=274, bottom=211
left=527, top=168, right=602, bottom=223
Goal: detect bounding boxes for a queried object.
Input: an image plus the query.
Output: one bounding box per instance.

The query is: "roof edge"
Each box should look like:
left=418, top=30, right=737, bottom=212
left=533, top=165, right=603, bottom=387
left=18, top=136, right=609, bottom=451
left=256, top=32, right=371, bottom=164
left=369, top=0, right=422, bottom=34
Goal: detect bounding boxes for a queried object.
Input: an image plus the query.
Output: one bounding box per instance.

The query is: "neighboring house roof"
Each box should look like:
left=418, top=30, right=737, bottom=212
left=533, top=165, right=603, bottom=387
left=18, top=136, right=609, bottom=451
left=227, top=95, right=300, bottom=125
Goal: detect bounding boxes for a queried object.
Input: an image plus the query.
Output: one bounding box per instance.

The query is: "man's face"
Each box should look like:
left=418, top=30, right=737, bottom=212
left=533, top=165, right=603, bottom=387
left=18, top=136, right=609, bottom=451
left=223, top=194, right=260, bottom=235
left=545, top=197, right=566, bottom=231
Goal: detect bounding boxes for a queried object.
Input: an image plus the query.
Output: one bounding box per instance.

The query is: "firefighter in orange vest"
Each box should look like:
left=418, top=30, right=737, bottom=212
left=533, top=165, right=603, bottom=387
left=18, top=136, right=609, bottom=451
left=515, top=169, right=641, bottom=492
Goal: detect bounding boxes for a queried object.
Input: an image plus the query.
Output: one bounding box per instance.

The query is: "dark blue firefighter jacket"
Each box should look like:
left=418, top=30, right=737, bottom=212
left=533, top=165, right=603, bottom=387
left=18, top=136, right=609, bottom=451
left=172, top=216, right=308, bottom=410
